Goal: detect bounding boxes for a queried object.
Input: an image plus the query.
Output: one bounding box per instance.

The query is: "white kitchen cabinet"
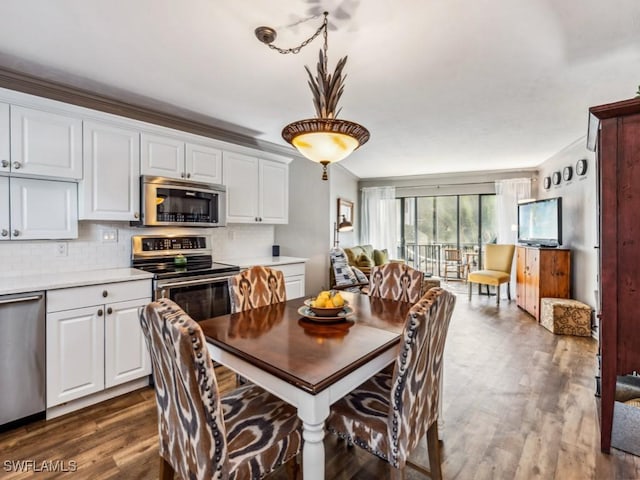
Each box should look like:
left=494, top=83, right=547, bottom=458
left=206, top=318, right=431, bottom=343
left=46, top=279, right=151, bottom=409
left=278, top=262, right=306, bottom=299
left=46, top=306, right=105, bottom=406
left=0, top=103, right=8, bottom=170
left=186, top=141, right=222, bottom=184
left=223, top=151, right=289, bottom=224
left=104, top=298, right=151, bottom=388
left=141, top=133, right=222, bottom=184
left=0, top=177, right=77, bottom=240
left=80, top=120, right=141, bottom=221
left=8, top=105, right=82, bottom=180
left=0, top=177, right=7, bottom=240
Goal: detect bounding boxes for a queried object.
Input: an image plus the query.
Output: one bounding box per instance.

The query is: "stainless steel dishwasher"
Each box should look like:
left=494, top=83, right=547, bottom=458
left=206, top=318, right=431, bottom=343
left=0, top=291, right=46, bottom=430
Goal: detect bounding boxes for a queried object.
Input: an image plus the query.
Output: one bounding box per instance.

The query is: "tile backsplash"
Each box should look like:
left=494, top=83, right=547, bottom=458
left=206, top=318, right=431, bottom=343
left=0, top=221, right=275, bottom=276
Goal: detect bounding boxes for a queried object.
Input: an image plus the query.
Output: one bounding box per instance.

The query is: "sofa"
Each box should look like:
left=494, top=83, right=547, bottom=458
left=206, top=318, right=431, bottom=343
left=343, top=244, right=393, bottom=275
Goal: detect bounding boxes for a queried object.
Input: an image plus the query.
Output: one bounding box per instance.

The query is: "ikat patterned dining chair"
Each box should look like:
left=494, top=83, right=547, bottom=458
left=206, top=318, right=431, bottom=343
left=369, top=262, right=424, bottom=304
left=327, top=287, right=456, bottom=480
left=228, top=265, right=287, bottom=313
left=140, top=298, right=301, bottom=480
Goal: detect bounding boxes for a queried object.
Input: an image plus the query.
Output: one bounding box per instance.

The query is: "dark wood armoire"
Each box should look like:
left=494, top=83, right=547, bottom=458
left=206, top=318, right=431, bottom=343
left=589, top=97, right=640, bottom=453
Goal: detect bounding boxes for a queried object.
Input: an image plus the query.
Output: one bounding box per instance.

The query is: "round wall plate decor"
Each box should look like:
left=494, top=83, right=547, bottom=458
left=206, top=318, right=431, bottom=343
left=543, top=176, right=551, bottom=189
left=576, top=158, right=588, bottom=176
left=563, top=165, right=573, bottom=181
left=552, top=171, right=562, bottom=185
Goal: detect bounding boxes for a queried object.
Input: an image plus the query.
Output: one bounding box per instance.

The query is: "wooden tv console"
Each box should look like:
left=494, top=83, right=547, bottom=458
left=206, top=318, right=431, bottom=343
left=515, top=246, right=571, bottom=320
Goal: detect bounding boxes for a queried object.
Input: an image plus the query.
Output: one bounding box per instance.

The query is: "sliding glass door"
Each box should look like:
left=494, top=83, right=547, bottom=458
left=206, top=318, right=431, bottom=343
left=398, top=194, right=497, bottom=277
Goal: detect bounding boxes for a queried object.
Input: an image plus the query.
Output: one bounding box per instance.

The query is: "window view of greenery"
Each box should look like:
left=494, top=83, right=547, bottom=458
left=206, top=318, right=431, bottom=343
left=397, top=194, right=497, bottom=277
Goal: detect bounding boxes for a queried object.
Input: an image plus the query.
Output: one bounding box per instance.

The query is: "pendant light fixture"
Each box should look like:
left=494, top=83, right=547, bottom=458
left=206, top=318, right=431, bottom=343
left=255, top=12, right=370, bottom=180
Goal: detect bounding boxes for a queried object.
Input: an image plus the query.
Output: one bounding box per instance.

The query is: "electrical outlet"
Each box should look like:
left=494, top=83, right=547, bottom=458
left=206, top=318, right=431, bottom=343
left=101, top=229, right=118, bottom=243
left=55, top=242, right=68, bottom=257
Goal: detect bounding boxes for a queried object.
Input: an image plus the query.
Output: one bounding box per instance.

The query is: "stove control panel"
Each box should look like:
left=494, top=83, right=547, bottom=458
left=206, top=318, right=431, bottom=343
left=132, top=235, right=208, bottom=254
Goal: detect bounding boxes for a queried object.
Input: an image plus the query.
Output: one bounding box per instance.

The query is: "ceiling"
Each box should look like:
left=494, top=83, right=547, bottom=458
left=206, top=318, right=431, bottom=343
left=0, top=0, right=639, bottom=179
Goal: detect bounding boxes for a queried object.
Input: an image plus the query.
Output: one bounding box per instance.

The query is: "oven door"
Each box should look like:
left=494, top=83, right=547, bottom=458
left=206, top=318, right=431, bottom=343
left=155, top=275, right=232, bottom=322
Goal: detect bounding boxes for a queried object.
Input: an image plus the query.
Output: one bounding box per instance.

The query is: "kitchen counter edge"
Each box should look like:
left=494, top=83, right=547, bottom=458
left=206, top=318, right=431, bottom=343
left=0, top=268, right=154, bottom=296
left=217, top=256, right=308, bottom=269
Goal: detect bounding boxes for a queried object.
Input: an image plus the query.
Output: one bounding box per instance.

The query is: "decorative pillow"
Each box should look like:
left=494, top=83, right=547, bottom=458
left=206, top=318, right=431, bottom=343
left=373, top=249, right=389, bottom=266
left=330, top=248, right=358, bottom=287
left=352, top=266, right=369, bottom=284
left=356, top=253, right=374, bottom=269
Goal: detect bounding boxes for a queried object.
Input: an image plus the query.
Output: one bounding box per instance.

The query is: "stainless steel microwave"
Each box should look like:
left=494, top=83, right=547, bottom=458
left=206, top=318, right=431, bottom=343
left=140, top=176, right=226, bottom=227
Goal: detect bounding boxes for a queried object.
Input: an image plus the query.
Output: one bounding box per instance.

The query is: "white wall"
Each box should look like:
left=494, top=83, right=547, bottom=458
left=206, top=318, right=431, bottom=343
left=329, top=166, right=359, bottom=248
left=536, top=136, right=598, bottom=315
left=274, top=159, right=359, bottom=295
left=0, top=222, right=275, bottom=276
left=274, top=157, right=331, bottom=295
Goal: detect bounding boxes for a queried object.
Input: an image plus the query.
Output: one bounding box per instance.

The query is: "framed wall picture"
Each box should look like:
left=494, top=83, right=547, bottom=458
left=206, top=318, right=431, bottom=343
left=337, top=198, right=354, bottom=224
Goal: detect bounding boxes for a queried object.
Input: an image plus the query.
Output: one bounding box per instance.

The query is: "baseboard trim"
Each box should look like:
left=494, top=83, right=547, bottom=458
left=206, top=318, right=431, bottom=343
left=46, top=377, right=150, bottom=420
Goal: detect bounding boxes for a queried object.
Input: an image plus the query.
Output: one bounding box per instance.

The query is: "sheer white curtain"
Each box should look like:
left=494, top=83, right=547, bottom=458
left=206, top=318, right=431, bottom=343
left=360, top=186, right=397, bottom=252
left=495, top=178, right=531, bottom=297
left=495, top=178, right=532, bottom=244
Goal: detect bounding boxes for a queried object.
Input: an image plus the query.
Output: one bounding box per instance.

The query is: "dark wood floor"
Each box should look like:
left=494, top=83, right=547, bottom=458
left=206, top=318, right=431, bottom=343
left=2, top=285, right=640, bottom=479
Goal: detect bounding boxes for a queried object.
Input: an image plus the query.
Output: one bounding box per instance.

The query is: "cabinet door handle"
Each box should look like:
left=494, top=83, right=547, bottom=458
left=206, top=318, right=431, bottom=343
left=133, top=212, right=140, bottom=219
left=1, top=229, right=7, bottom=237
left=186, top=173, right=191, bottom=179
left=102, top=290, right=108, bottom=298
left=12, top=229, right=19, bottom=237
left=97, top=309, right=103, bottom=316
left=0, top=160, right=8, bottom=168
left=12, top=161, right=21, bottom=170
left=181, top=172, right=186, bottom=178
left=107, top=307, right=113, bottom=315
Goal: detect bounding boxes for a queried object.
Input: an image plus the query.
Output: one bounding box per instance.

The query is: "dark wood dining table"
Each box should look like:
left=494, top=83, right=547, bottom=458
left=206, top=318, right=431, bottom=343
left=199, top=291, right=413, bottom=480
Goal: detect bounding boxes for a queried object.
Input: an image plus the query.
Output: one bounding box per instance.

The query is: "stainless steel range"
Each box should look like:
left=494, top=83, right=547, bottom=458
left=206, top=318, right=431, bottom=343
left=131, top=235, right=240, bottom=321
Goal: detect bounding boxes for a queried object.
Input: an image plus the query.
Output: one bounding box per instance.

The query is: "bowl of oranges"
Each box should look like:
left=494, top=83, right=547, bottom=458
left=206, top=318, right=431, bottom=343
left=304, top=290, right=348, bottom=317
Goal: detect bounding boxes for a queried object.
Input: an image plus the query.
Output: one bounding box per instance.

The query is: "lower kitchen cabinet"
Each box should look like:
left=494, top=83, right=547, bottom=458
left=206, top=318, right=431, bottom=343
left=278, top=262, right=306, bottom=300
left=46, top=279, right=151, bottom=409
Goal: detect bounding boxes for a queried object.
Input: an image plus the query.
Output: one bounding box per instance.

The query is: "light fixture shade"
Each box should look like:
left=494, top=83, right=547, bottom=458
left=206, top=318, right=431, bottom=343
left=282, top=118, right=370, bottom=164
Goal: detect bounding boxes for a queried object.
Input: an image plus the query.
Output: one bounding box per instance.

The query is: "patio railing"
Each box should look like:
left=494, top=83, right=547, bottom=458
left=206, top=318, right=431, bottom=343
left=399, top=243, right=481, bottom=279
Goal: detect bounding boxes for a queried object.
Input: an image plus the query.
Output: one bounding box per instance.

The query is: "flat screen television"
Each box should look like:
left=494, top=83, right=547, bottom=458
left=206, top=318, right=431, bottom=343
left=517, top=197, right=562, bottom=247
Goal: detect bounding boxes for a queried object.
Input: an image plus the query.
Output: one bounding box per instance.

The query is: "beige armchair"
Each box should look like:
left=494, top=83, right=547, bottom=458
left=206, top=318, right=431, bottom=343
left=467, top=244, right=515, bottom=305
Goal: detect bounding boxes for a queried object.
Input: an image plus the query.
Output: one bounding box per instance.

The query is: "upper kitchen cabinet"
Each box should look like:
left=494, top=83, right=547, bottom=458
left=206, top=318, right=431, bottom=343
left=1, top=176, right=78, bottom=240
left=141, top=132, right=222, bottom=184
left=223, top=151, right=289, bottom=224
left=0, top=103, right=8, bottom=170
left=7, top=105, right=83, bottom=180
left=80, top=120, right=140, bottom=221
left=186, top=142, right=222, bottom=184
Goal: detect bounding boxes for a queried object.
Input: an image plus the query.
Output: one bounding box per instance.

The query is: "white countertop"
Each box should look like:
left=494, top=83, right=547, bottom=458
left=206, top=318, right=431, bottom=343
left=218, top=256, right=307, bottom=269
left=0, top=268, right=154, bottom=296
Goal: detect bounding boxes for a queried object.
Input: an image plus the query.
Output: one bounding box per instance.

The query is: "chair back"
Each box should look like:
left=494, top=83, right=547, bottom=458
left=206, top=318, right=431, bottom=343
left=484, top=244, right=515, bottom=273
left=228, top=265, right=286, bottom=313
left=444, top=248, right=462, bottom=262
left=140, top=299, right=228, bottom=480
left=369, top=262, right=424, bottom=303
left=387, top=288, right=456, bottom=468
